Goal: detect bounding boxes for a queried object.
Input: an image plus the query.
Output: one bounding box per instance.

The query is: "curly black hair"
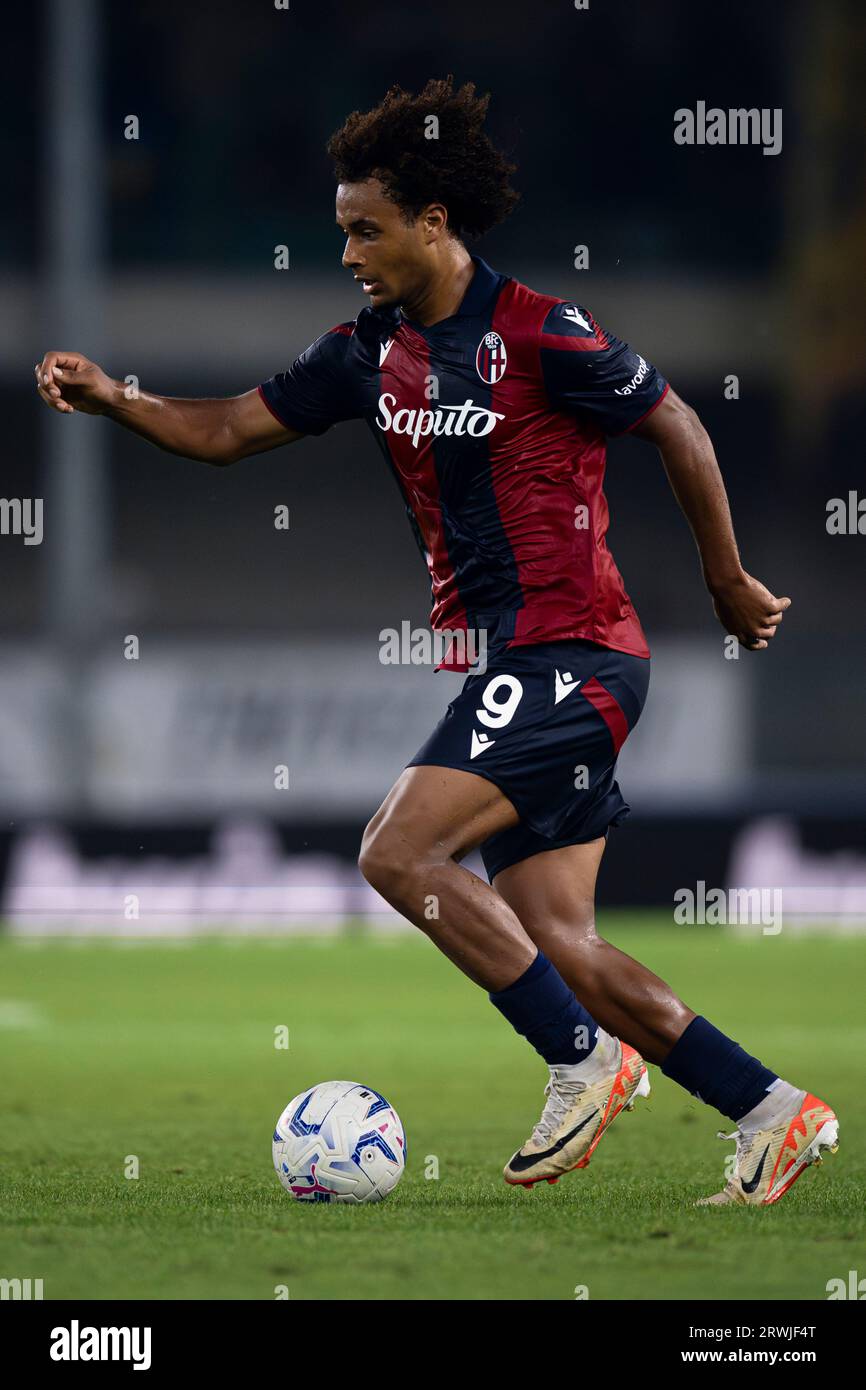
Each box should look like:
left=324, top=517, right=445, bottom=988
left=326, top=77, right=520, bottom=241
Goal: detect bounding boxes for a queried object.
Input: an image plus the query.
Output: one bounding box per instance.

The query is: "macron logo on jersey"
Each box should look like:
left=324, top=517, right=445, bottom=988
left=375, top=393, right=505, bottom=449
left=379, top=338, right=394, bottom=365
left=561, top=304, right=594, bottom=333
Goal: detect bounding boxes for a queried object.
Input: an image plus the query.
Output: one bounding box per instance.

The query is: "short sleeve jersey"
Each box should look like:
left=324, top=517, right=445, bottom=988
left=259, top=256, right=669, bottom=669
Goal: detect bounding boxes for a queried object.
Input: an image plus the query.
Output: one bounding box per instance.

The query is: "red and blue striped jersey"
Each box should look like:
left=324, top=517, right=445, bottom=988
left=258, top=256, right=668, bottom=669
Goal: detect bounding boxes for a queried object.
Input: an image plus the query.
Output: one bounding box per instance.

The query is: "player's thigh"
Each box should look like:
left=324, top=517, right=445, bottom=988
left=492, top=837, right=606, bottom=947
left=363, top=764, right=521, bottom=863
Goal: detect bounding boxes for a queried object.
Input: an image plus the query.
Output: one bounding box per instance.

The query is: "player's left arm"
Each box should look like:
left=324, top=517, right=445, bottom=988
left=631, top=388, right=791, bottom=651
left=540, top=301, right=790, bottom=650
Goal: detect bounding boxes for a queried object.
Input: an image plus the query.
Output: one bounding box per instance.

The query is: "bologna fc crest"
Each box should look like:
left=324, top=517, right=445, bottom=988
left=476, top=331, right=507, bottom=384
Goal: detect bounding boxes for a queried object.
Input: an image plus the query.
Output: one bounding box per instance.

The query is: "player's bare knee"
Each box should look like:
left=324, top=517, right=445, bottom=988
left=358, top=821, right=417, bottom=901
left=357, top=823, right=388, bottom=890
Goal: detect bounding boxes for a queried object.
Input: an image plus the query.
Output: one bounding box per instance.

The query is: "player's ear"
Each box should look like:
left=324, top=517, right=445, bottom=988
left=423, top=203, right=449, bottom=242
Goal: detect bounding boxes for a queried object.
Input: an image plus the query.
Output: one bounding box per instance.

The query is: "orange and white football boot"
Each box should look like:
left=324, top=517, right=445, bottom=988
left=504, top=1040, right=650, bottom=1187
left=697, top=1091, right=839, bottom=1206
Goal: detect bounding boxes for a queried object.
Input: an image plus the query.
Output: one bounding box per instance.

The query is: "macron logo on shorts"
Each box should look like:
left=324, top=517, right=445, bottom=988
left=554, top=670, right=581, bottom=704
left=470, top=730, right=495, bottom=759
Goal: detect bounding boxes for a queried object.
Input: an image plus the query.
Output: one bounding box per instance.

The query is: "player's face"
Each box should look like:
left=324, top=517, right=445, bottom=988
left=336, top=179, right=437, bottom=311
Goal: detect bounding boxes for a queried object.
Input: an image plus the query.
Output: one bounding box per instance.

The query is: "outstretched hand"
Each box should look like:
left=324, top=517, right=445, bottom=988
left=34, top=351, right=115, bottom=415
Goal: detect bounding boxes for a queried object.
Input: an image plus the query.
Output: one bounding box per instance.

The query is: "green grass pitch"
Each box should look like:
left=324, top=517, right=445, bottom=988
left=0, top=919, right=863, bottom=1301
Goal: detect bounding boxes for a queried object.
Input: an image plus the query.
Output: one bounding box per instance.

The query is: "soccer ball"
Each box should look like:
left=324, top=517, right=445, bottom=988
left=272, top=1080, right=406, bottom=1204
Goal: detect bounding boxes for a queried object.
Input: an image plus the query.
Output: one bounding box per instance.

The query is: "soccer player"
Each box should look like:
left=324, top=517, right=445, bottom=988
left=35, top=78, right=838, bottom=1205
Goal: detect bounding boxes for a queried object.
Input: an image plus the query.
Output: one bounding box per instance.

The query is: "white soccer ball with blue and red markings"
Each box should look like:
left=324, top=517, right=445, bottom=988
left=272, top=1080, right=406, bottom=1204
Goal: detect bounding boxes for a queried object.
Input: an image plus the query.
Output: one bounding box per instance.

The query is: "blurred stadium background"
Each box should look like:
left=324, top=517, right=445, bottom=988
left=2, top=0, right=866, bottom=938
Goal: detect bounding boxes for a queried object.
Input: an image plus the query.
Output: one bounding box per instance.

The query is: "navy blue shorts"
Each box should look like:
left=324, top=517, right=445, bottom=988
left=406, top=638, right=650, bottom=880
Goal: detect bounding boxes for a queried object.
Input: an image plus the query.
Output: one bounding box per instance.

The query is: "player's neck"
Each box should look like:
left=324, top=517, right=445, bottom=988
left=401, top=249, right=475, bottom=327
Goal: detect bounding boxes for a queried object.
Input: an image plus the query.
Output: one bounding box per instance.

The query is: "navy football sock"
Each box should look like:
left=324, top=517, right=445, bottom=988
left=661, top=1015, right=778, bottom=1122
left=488, top=950, right=600, bottom=1065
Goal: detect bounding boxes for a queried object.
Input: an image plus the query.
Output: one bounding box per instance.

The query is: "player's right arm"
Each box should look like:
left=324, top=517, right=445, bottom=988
left=34, top=351, right=301, bottom=464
